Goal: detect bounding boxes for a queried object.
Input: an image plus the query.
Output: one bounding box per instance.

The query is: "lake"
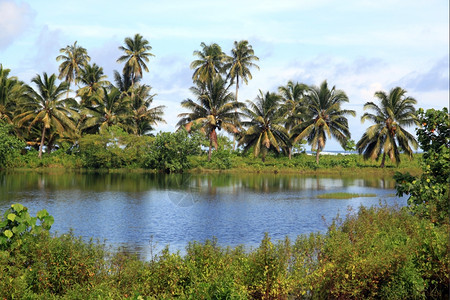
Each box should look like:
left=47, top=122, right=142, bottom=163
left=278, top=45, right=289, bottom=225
left=0, top=171, right=406, bottom=259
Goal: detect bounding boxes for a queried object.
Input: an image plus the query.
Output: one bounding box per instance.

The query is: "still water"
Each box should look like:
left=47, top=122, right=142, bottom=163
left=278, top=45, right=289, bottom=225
left=0, top=171, right=406, bottom=258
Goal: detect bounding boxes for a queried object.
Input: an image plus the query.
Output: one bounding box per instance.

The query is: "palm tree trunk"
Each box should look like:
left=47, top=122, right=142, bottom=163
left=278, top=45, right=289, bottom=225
left=380, top=152, right=386, bottom=168
left=39, top=126, right=46, bottom=159
left=288, top=147, right=292, bottom=160
left=233, top=77, right=239, bottom=151
left=316, top=149, right=320, bottom=164
left=208, top=138, right=212, bottom=161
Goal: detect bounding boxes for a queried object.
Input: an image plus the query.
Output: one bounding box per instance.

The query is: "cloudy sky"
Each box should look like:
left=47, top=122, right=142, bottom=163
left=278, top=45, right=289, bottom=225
left=1, top=0, right=448, bottom=150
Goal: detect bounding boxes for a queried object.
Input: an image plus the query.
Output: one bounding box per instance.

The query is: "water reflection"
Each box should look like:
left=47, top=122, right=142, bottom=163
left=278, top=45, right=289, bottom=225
left=0, top=171, right=405, bottom=258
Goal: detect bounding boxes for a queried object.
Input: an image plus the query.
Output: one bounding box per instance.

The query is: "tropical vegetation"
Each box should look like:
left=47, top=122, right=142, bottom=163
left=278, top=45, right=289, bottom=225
left=0, top=33, right=438, bottom=174
left=357, top=87, right=419, bottom=167
left=1, top=34, right=449, bottom=299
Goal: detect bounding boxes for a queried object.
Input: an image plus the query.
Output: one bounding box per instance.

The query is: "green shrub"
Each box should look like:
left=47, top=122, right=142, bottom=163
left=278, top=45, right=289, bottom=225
left=0, top=122, right=25, bottom=169
left=143, top=130, right=201, bottom=173
left=395, top=107, right=450, bottom=224
left=306, top=205, right=449, bottom=299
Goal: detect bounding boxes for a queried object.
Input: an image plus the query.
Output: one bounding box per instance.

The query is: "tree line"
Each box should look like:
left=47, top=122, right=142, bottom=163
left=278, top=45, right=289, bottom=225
left=0, top=33, right=420, bottom=166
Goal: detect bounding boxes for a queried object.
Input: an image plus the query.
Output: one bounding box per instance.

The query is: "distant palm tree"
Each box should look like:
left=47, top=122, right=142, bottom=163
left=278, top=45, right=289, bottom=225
left=0, top=64, right=25, bottom=124
left=77, top=63, right=110, bottom=105
left=225, top=40, right=260, bottom=149
left=239, top=91, right=289, bottom=162
left=190, top=42, right=227, bottom=85
left=14, top=73, right=77, bottom=158
left=278, top=81, right=308, bottom=159
left=56, top=41, right=90, bottom=97
left=292, top=81, right=355, bottom=164
left=226, top=40, right=259, bottom=103
left=356, top=87, right=419, bottom=167
left=128, top=84, right=165, bottom=135
left=81, top=86, right=130, bottom=134
left=178, top=75, right=243, bottom=161
left=117, top=34, right=154, bottom=87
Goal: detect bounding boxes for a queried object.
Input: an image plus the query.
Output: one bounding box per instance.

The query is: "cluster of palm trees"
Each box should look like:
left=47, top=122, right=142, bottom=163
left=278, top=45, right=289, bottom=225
left=178, top=41, right=420, bottom=165
left=0, top=34, right=165, bottom=158
left=0, top=34, right=420, bottom=166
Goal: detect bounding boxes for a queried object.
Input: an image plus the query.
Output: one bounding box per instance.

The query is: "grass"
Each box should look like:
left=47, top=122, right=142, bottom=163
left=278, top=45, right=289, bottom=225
left=317, top=192, right=377, bottom=199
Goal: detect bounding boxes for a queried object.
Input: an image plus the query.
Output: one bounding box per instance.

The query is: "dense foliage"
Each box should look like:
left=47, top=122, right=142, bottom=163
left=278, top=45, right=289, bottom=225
left=395, top=107, right=450, bottom=224
left=0, top=123, right=25, bottom=168
left=1, top=203, right=447, bottom=299
left=1, top=35, right=426, bottom=169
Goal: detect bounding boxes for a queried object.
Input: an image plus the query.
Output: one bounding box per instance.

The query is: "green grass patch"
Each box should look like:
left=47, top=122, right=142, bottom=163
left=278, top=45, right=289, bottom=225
left=317, top=192, right=377, bottom=199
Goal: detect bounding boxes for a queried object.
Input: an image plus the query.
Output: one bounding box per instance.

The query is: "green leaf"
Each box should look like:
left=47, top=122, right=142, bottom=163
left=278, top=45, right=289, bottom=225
left=4, top=230, right=13, bottom=239
left=37, top=209, right=49, bottom=219
left=7, top=213, right=16, bottom=222
left=11, top=203, right=24, bottom=213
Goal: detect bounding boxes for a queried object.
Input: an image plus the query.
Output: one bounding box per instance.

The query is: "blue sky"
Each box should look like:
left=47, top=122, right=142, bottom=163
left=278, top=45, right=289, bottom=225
left=1, top=0, right=448, bottom=150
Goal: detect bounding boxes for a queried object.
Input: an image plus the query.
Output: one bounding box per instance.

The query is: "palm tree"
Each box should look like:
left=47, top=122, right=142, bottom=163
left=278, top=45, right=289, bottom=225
left=81, top=86, right=131, bottom=134
left=117, top=34, right=154, bottom=87
left=0, top=64, right=25, bottom=124
left=278, top=81, right=308, bottom=159
left=226, top=40, right=260, bottom=103
left=77, top=63, right=110, bottom=105
left=56, top=41, right=90, bottom=97
left=225, top=40, right=260, bottom=149
left=178, top=75, right=243, bottom=161
left=292, top=81, right=355, bottom=164
left=128, top=84, right=165, bottom=135
left=14, top=73, right=77, bottom=158
left=239, top=90, right=289, bottom=162
left=356, top=87, right=419, bottom=167
left=190, top=42, right=227, bottom=85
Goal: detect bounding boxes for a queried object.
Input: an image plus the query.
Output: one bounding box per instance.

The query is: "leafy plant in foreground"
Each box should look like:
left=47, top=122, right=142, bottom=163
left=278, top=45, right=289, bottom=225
left=0, top=203, right=54, bottom=250
left=395, top=107, right=449, bottom=224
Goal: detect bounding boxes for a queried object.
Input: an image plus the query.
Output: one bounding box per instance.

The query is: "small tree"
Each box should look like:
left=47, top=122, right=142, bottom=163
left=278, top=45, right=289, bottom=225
left=394, top=107, right=449, bottom=224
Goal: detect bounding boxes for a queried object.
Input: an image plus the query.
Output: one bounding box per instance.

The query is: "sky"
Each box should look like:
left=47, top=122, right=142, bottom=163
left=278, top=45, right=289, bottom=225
left=0, top=0, right=448, bottom=150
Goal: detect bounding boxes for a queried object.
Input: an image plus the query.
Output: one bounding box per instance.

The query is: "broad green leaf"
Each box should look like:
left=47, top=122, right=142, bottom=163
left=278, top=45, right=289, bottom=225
left=37, top=209, right=49, bottom=219
left=7, top=213, right=16, bottom=222
left=4, top=230, right=13, bottom=238
left=11, top=203, right=24, bottom=213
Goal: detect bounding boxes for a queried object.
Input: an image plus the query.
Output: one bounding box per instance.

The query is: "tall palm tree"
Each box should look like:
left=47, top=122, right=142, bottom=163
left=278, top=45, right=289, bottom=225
left=356, top=87, right=419, bottom=167
left=128, top=84, right=165, bottom=135
left=14, top=73, right=77, bottom=158
left=226, top=40, right=260, bottom=104
left=292, top=81, right=355, bottom=164
left=239, top=91, right=289, bottom=162
left=117, top=34, right=154, bottom=87
left=190, top=42, right=227, bottom=85
left=178, top=75, right=243, bottom=161
left=278, top=81, right=308, bottom=159
left=81, top=86, right=130, bottom=134
left=225, top=40, right=260, bottom=149
left=56, top=41, right=90, bottom=97
left=77, top=63, right=110, bottom=105
left=0, top=64, right=25, bottom=124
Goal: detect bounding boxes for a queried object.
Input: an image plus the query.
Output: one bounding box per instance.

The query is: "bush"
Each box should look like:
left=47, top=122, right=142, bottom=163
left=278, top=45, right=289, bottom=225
left=0, top=122, right=25, bottom=169
left=143, top=129, right=201, bottom=173
left=395, top=107, right=450, bottom=224
left=1, top=203, right=447, bottom=299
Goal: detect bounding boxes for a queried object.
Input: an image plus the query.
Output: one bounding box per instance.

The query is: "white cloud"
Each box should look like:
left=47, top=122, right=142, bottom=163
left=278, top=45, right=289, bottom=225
left=0, top=0, right=35, bottom=49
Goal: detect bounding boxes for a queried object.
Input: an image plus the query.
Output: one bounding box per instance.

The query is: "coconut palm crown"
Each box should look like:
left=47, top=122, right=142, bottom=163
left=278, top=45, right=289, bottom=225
left=14, top=73, right=77, bottom=158
left=356, top=87, right=419, bottom=167
left=292, top=80, right=355, bottom=164
left=117, top=34, right=154, bottom=86
left=56, top=41, right=90, bottom=93
left=239, top=90, right=289, bottom=161
left=178, top=75, right=243, bottom=161
left=190, top=42, right=227, bottom=85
